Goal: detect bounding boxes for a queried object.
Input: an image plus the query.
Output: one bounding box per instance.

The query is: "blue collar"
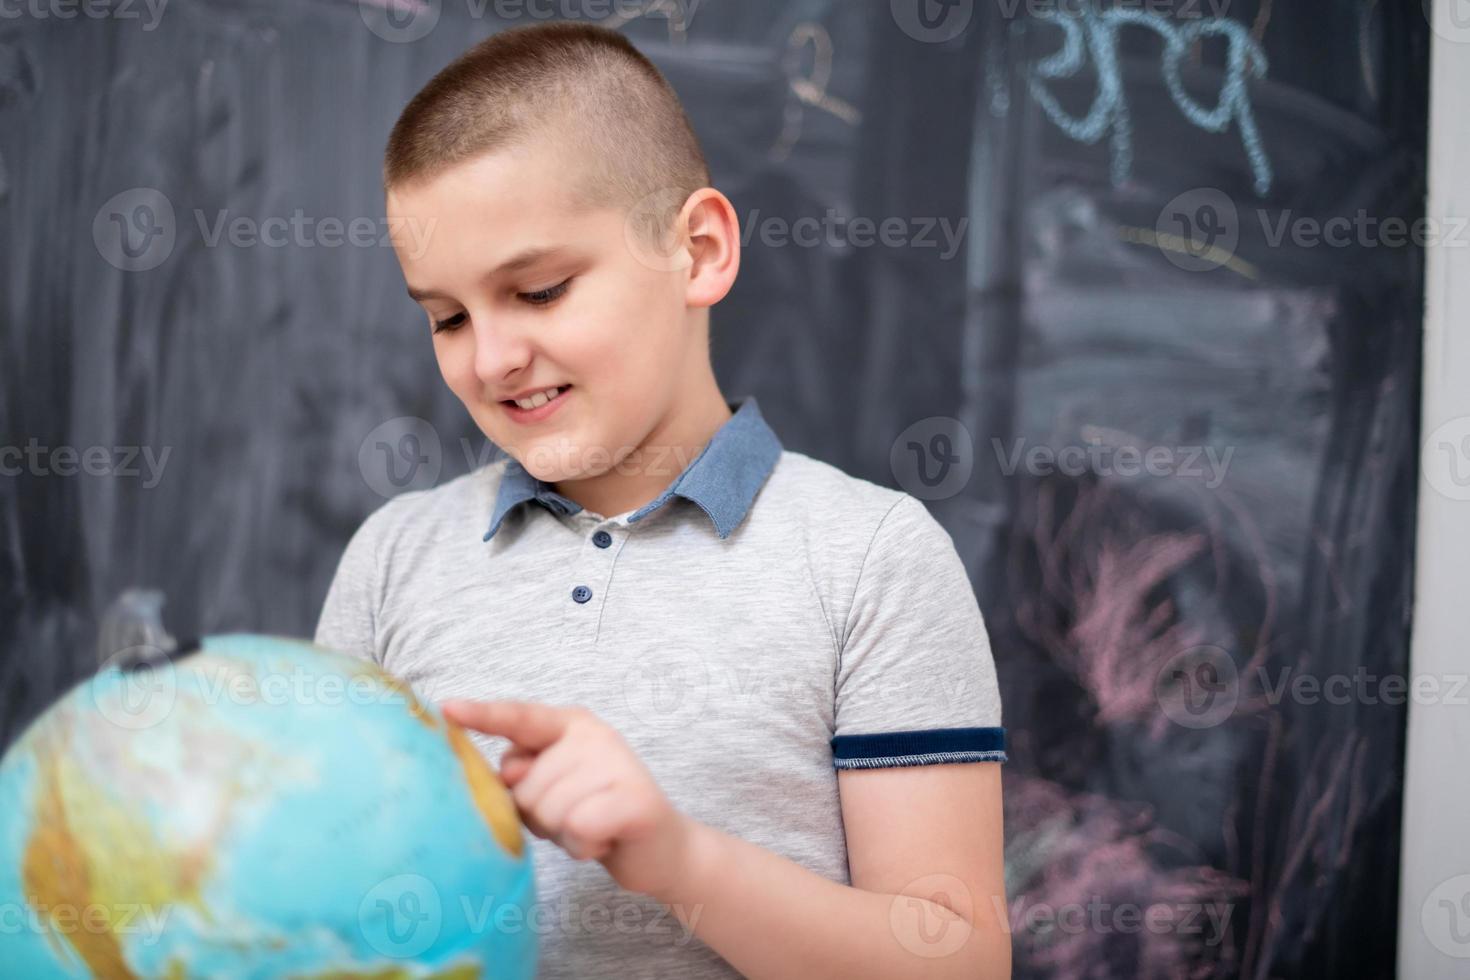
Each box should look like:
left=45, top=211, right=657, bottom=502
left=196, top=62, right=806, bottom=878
left=483, top=395, right=783, bottom=542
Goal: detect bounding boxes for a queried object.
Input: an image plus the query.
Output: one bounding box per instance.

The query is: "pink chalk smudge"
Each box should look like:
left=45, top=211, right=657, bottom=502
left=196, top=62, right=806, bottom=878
left=1006, top=774, right=1249, bottom=979
left=1011, top=477, right=1277, bottom=739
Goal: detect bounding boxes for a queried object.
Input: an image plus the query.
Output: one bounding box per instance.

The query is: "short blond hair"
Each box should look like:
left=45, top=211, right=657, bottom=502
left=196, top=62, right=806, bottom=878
left=384, top=21, right=711, bottom=240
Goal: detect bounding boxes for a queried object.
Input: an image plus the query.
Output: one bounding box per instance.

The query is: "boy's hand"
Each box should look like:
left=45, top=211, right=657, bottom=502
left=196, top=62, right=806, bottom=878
left=439, top=698, right=693, bottom=900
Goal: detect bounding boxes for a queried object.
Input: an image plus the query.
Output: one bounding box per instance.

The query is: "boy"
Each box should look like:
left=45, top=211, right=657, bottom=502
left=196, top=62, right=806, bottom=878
left=315, top=20, right=1009, bottom=980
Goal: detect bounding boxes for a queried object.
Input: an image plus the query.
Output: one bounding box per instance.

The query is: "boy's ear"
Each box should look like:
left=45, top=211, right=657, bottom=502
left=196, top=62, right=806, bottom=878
left=682, top=188, right=740, bottom=310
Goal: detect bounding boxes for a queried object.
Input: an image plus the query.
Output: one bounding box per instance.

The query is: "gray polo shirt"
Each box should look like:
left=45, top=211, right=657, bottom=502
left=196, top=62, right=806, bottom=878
left=314, top=394, right=1005, bottom=980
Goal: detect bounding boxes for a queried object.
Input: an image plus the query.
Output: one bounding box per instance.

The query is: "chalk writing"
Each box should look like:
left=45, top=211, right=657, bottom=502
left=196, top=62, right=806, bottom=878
left=0, top=40, right=41, bottom=203
left=771, top=22, right=861, bottom=162
left=602, top=0, right=699, bottom=44
left=1028, top=7, right=1272, bottom=194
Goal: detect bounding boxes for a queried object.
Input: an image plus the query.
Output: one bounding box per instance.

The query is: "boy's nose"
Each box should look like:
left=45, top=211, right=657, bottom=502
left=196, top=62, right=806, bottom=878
left=471, top=323, right=534, bottom=387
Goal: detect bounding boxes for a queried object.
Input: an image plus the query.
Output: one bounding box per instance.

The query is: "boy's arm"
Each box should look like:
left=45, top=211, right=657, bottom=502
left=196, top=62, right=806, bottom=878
left=656, top=763, right=1009, bottom=980
left=654, top=493, right=1010, bottom=978
left=313, top=505, right=390, bottom=663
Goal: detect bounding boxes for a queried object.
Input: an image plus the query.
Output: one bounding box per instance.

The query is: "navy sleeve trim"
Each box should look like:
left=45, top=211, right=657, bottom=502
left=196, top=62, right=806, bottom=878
left=831, top=726, right=1007, bottom=769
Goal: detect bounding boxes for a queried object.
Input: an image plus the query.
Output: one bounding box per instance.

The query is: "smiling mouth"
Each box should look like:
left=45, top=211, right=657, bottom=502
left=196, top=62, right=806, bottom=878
left=502, top=385, right=570, bottom=409
left=499, top=384, right=573, bottom=422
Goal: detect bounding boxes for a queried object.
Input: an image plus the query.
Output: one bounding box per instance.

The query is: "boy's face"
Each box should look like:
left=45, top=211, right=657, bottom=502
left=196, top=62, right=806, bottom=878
left=387, top=141, right=712, bottom=483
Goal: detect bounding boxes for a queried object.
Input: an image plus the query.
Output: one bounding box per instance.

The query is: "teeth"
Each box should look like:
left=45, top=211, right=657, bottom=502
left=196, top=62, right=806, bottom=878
left=514, top=386, right=563, bottom=410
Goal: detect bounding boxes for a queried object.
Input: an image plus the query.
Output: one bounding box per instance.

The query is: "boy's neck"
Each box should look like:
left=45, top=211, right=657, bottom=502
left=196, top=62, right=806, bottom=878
left=550, top=380, right=735, bottom=521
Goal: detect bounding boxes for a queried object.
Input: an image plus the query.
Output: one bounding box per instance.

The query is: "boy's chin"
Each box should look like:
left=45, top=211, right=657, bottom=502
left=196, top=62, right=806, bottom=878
left=507, top=434, right=614, bottom=483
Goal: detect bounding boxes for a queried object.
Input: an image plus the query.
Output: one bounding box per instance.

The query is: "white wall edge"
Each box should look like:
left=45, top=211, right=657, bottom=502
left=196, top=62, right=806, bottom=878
left=1398, top=5, right=1470, bottom=977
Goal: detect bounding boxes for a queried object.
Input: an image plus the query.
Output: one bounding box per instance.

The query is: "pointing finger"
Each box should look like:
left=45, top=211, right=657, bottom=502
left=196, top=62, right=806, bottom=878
left=440, top=698, right=575, bottom=751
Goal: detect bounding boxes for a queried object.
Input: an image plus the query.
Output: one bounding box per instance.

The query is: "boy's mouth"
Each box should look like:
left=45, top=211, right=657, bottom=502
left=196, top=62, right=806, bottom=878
left=500, top=384, right=572, bottom=423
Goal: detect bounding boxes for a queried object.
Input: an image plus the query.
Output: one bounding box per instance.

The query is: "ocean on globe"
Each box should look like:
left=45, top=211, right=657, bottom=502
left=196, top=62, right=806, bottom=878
left=0, top=634, right=538, bottom=979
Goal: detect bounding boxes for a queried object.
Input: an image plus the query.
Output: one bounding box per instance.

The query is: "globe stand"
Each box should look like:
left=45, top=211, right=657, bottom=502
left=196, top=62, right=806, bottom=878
left=97, top=588, right=200, bottom=672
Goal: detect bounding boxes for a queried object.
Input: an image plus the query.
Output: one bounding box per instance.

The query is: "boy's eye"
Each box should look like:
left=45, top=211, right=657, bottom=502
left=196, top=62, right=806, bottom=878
left=429, top=278, right=571, bottom=333
left=431, top=312, right=467, bottom=334
left=521, top=278, right=571, bottom=306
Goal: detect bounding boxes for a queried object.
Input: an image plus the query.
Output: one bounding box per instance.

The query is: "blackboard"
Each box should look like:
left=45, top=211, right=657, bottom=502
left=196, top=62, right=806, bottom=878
left=0, top=2, right=1427, bottom=976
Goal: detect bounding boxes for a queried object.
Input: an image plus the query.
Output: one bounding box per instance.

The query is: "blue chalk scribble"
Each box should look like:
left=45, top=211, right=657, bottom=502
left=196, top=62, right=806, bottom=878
left=1026, top=7, right=1272, bottom=195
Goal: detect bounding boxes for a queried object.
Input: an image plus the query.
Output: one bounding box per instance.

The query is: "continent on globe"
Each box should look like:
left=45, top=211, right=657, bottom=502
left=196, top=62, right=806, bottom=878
left=0, top=634, right=539, bottom=980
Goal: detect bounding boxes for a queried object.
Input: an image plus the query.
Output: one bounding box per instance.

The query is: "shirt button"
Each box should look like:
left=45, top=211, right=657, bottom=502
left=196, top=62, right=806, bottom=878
left=592, top=530, right=612, bottom=548
left=572, top=585, right=593, bottom=603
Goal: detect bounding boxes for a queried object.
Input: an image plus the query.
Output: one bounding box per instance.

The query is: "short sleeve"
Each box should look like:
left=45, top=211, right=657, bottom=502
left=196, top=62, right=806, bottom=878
left=313, top=506, right=390, bottom=665
left=831, top=494, right=1006, bottom=769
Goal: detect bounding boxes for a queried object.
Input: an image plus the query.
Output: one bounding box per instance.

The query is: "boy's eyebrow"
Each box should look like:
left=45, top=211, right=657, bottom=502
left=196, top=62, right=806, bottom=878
left=405, top=245, right=568, bottom=302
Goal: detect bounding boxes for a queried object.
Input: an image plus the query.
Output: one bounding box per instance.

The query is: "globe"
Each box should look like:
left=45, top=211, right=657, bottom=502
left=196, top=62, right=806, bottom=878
left=0, top=633, right=538, bottom=979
